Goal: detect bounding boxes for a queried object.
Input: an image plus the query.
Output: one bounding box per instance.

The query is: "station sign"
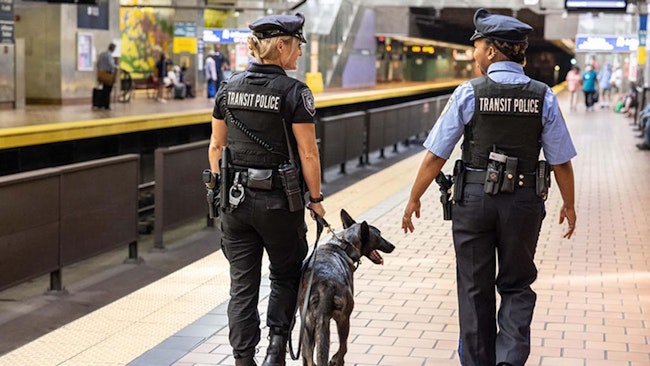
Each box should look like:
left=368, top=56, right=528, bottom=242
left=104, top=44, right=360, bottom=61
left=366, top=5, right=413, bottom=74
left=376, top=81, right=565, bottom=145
left=0, top=0, right=14, bottom=44
left=174, top=22, right=197, bottom=38
left=575, top=35, right=638, bottom=53
left=77, top=2, right=108, bottom=30
left=174, top=22, right=197, bottom=54
left=203, top=28, right=251, bottom=44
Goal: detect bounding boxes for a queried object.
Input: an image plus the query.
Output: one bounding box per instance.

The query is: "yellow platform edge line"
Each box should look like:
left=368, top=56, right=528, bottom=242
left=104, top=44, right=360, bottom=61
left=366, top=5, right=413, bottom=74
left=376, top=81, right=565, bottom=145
left=0, top=110, right=213, bottom=149
left=314, top=80, right=464, bottom=108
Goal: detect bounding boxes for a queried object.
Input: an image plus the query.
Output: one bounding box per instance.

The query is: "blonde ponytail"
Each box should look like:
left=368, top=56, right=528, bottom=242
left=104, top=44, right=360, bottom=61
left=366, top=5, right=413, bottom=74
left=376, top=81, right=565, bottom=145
left=247, top=35, right=296, bottom=63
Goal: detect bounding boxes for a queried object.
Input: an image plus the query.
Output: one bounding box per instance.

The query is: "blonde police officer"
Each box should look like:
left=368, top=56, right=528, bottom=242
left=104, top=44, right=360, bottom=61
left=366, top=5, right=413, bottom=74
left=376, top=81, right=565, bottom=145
left=207, top=13, right=324, bottom=366
left=402, top=8, right=577, bottom=366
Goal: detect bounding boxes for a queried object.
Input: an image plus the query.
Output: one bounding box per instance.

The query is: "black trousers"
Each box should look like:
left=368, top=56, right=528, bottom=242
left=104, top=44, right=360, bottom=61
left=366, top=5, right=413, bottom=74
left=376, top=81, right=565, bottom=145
left=101, top=82, right=113, bottom=109
left=219, top=188, right=308, bottom=358
left=584, top=90, right=596, bottom=108
left=452, top=183, right=545, bottom=366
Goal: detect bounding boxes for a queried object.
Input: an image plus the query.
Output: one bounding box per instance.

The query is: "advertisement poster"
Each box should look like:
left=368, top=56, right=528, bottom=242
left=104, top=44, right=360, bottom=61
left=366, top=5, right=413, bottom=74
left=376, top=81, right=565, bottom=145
left=77, top=32, right=94, bottom=71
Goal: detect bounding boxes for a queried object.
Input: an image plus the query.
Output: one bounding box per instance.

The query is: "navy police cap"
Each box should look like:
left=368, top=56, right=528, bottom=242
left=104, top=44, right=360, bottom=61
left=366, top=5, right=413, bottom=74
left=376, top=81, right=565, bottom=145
left=249, top=13, right=307, bottom=43
left=470, top=8, right=532, bottom=43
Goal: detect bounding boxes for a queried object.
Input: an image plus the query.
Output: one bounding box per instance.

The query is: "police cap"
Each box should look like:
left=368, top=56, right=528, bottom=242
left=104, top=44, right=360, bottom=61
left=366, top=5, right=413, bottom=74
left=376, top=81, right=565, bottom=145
left=249, top=13, right=307, bottom=43
left=469, top=8, right=532, bottom=44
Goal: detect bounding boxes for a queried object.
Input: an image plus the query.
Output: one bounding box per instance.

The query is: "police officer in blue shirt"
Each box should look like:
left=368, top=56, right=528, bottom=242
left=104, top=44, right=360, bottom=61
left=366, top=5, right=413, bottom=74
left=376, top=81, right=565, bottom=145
left=207, top=13, right=325, bottom=366
left=402, top=9, right=577, bottom=366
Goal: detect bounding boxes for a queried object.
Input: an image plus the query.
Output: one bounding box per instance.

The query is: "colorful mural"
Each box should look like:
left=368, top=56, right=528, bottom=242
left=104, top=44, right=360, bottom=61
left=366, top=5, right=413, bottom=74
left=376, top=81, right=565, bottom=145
left=119, top=6, right=174, bottom=79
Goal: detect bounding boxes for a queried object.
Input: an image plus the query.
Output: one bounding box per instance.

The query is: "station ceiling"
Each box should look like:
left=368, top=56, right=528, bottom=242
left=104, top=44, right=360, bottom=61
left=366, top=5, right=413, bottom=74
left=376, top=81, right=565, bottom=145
left=409, top=7, right=547, bottom=47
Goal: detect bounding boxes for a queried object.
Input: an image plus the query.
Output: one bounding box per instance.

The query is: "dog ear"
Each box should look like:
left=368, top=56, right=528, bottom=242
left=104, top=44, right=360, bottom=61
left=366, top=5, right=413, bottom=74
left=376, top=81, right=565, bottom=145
left=360, top=221, right=369, bottom=247
left=340, top=209, right=356, bottom=229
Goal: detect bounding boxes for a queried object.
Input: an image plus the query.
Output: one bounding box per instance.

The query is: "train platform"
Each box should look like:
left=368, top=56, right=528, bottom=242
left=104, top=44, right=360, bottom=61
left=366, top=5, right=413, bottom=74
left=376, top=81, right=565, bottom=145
left=1, top=88, right=649, bottom=366
left=0, top=80, right=462, bottom=150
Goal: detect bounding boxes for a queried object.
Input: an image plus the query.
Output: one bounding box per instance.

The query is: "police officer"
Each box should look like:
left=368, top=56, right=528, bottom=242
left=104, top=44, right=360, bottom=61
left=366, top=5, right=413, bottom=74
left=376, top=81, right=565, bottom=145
left=206, top=13, right=325, bottom=366
left=401, top=9, right=577, bottom=366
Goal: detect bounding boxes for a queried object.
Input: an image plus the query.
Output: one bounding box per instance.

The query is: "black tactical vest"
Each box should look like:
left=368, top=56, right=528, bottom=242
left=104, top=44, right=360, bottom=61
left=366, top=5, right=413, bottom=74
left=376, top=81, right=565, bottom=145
left=223, top=70, right=299, bottom=168
left=462, top=76, right=547, bottom=173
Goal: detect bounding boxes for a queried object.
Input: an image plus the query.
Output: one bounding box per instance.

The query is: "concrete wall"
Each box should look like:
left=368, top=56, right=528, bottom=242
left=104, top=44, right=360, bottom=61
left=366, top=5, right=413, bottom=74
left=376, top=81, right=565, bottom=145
left=14, top=2, right=61, bottom=103
left=14, top=0, right=120, bottom=104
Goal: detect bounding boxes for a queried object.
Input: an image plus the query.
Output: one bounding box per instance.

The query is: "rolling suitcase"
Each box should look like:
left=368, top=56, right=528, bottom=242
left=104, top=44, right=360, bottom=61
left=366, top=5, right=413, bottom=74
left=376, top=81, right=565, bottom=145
left=207, top=80, right=217, bottom=98
left=92, top=87, right=103, bottom=109
left=173, top=83, right=186, bottom=99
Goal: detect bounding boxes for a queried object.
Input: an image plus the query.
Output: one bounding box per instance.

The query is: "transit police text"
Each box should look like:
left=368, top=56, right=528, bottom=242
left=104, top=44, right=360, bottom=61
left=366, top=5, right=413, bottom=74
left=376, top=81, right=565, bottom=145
left=478, top=97, right=540, bottom=114
left=227, top=91, right=281, bottom=112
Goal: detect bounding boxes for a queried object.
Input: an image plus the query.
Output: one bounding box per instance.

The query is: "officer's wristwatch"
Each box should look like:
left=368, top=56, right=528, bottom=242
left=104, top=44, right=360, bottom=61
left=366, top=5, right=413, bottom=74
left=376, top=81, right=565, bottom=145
left=309, top=192, right=324, bottom=203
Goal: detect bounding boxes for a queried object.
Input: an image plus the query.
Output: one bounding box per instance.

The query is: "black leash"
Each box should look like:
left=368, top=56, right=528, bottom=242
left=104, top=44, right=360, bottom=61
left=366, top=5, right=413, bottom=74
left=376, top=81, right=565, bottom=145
left=288, top=207, right=336, bottom=360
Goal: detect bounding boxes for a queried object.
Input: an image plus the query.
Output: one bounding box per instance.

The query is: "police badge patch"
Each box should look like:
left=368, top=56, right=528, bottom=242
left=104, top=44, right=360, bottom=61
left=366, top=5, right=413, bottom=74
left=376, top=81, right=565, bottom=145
left=301, top=88, right=316, bottom=116
left=440, top=94, right=454, bottom=118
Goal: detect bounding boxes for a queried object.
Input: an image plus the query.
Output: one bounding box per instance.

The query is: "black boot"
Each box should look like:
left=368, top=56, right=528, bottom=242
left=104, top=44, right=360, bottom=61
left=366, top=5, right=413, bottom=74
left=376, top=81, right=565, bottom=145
left=262, top=329, right=288, bottom=366
left=235, top=355, right=257, bottom=366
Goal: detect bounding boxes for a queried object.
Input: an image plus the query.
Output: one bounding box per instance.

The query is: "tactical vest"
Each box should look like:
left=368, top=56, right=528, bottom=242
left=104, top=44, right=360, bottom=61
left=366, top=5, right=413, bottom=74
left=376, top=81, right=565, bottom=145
left=462, top=76, right=546, bottom=173
left=223, top=71, right=298, bottom=168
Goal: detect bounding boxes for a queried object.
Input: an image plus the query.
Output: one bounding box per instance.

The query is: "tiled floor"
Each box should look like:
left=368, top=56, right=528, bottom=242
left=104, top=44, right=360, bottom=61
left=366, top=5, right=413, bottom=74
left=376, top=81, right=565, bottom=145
left=1, top=90, right=649, bottom=366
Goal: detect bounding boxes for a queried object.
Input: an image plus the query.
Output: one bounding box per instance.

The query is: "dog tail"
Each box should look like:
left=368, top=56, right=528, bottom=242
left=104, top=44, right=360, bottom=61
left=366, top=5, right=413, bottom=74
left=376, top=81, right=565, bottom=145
left=313, top=281, right=336, bottom=365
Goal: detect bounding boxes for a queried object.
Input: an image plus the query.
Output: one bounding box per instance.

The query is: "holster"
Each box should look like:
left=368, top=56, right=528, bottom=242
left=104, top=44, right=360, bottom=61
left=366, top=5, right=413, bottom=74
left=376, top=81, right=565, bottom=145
left=484, top=151, right=506, bottom=195
left=500, top=157, right=518, bottom=193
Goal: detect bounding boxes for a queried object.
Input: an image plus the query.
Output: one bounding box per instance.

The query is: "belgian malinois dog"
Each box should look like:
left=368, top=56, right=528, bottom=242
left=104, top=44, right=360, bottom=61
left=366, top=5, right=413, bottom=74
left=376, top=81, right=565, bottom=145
left=298, top=209, right=395, bottom=366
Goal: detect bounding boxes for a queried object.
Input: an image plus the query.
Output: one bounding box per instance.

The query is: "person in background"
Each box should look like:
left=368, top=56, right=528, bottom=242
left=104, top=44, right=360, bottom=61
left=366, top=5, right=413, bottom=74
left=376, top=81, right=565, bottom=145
left=637, top=123, right=650, bottom=150
left=565, top=65, right=582, bottom=111
left=401, top=8, right=576, bottom=366
left=206, top=13, right=324, bottom=366
left=635, top=103, right=650, bottom=149
left=598, top=63, right=613, bottom=108
left=212, top=44, right=231, bottom=88
left=154, top=53, right=171, bottom=103
left=610, top=64, right=623, bottom=100
left=621, top=81, right=638, bottom=118
left=205, top=49, right=218, bottom=99
left=169, top=65, right=187, bottom=100
left=97, top=43, right=117, bottom=110
left=179, top=64, right=194, bottom=98
left=581, top=64, right=597, bottom=111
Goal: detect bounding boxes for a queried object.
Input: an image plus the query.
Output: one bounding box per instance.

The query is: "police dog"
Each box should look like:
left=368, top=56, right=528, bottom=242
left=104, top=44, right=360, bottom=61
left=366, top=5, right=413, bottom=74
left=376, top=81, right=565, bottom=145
left=298, top=209, right=395, bottom=366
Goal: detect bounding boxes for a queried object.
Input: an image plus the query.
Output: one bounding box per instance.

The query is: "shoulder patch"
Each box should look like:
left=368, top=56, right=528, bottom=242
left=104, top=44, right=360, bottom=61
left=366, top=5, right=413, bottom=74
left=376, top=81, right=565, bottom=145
left=301, top=88, right=316, bottom=117
left=440, top=95, right=454, bottom=118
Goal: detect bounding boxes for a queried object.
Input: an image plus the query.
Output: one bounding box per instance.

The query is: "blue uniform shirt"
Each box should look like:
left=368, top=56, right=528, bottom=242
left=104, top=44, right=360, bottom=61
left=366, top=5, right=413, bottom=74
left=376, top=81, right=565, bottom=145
left=423, top=61, right=577, bottom=165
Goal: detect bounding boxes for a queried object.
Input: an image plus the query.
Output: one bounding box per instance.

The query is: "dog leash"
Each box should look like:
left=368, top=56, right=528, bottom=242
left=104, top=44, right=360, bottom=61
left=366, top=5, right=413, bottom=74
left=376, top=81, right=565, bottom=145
left=288, top=207, right=334, bottom=361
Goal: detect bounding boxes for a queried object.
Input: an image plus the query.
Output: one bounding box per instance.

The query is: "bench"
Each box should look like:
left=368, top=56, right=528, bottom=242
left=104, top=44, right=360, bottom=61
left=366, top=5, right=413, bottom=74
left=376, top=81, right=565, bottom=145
left=132, top=74, right=158, bottom=99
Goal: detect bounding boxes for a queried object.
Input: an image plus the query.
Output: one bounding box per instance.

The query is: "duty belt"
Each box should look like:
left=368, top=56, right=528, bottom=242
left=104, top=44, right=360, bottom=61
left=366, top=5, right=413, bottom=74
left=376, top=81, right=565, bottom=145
left=232, top=167, right=284, bottom=190
left=464, top=170, right=536, bottom=188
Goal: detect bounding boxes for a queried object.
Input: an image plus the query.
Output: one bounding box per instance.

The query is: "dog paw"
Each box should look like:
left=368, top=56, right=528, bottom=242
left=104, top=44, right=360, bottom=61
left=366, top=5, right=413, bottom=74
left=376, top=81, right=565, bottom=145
left=328, top=356, right=344, bottom=366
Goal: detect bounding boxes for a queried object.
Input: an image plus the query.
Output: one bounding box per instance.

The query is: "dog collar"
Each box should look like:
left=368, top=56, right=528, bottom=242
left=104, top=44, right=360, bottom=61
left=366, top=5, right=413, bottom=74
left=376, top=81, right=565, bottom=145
left=322, top=243, right=360, bottom=271
left=326, top=236, right=361, bottom=266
